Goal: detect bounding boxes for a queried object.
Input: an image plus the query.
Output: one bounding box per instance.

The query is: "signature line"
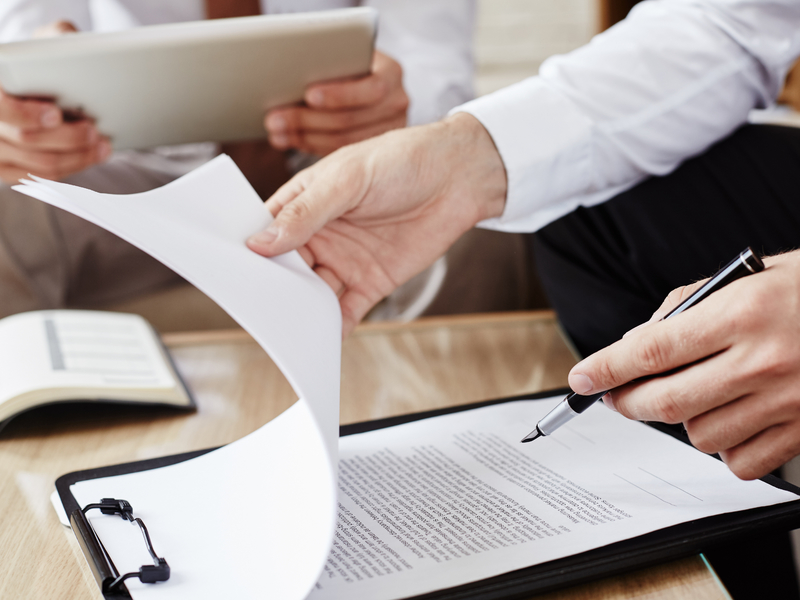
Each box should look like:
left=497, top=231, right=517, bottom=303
left=639, top=468, right=703, bottom=501
left=614, top=474, right=675, bottom=506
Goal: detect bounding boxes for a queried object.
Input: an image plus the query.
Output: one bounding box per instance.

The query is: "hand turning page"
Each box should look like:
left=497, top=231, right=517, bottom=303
left=16, top=157, right=797, bottom=600
left=16, top=155, right=343, bottom=600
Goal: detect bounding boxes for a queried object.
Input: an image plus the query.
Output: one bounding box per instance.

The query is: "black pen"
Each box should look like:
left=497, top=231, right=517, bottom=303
left=521, top=247, right=765, bottom=443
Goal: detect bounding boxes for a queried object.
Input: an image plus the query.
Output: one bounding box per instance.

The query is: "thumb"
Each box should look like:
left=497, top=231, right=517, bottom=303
left=246, top=172, right=356, bottom=257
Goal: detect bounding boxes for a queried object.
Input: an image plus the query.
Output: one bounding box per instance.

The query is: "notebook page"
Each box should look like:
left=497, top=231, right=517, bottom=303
left=15, top=155, right=341, bottom=600
left=310, top=397, right=796, bottom=600
left=0, top=311, right=177, bottom=404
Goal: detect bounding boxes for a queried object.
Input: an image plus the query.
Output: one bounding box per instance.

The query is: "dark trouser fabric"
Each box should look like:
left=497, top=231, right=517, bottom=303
left=531, top=124, right=800, bottom=599
left=532, top=124, right=800, bottom=358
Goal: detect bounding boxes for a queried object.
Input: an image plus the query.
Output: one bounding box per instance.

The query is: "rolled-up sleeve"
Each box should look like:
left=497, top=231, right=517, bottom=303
left=454, top=0, right=800, bottom=232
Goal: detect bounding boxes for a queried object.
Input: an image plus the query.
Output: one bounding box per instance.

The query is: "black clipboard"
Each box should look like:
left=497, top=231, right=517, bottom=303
left=56, top=388, right=800, bottom=599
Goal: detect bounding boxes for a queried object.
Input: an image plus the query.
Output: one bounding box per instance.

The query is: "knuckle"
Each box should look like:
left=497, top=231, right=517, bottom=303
left=748, top=345, right=785, bottom=380
left=280, top=199, right=312, bottom=225
left=685, top=422, right=718, bottom=454
left=634, top=337, right=670, bottom=374
left=651, top=389, right=684, bottom=423
left=593, top=358, right=624, bottom=390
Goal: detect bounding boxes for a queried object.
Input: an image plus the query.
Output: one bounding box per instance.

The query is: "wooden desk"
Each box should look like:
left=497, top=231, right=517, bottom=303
left=0, top=311, right=728, bottom=599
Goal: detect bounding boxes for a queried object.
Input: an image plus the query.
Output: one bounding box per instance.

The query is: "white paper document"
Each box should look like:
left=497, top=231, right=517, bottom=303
left=311, top=399, right=796, bottom=599
left=16, top=158, right=797, bottom=600
left=16, top=156, right=342, bottom=600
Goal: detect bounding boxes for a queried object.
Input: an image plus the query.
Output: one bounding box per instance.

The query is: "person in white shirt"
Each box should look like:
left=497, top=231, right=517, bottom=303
left=0, top=0, right=474, bottom=317
left=245, top=0, right=800, bottom=486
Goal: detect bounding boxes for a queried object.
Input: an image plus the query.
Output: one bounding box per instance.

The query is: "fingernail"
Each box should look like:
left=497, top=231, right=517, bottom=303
left=41, top=108, right=61, bottom=128
left=267, top=114, right=286, bottom=132
left=307, top=89, right=324, bottom=106
left=248, top=227, right=278, bottom=247
left=603, top=392, right=617, bottom=412
left=569, top=373, right=594, bottom=395
left=97, top=140, right=112, bottom=161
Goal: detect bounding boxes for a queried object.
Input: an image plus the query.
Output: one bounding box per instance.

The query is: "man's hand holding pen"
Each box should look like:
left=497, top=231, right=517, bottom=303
left=569, top=251, right=800, bottom=481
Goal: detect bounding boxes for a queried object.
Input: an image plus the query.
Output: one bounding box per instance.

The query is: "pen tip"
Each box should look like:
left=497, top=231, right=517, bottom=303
left=521, top=429, right=542, bottom=443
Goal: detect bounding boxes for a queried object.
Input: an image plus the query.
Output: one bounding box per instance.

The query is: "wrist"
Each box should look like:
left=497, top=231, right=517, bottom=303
left=441, top=112, right=507, bottom=222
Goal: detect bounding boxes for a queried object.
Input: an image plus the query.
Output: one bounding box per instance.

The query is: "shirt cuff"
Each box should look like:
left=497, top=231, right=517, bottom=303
left=450, top=77, right=595, bottom=232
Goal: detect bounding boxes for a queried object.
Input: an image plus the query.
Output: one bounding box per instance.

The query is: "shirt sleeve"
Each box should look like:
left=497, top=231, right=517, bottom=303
left=0, top=0, right=92, bottom=42
left=453, top=0, right=800, bottom=232
left=366, top=0, right=476, bottom=125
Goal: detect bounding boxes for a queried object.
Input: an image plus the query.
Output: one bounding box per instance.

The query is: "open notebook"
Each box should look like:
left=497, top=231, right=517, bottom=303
left=0, top=310, right=193, bottom=428
left=15, top=157, right=799, bottom=600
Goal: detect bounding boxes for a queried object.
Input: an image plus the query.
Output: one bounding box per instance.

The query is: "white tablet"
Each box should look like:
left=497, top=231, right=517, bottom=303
left=0, top=8, right=376, bottom=150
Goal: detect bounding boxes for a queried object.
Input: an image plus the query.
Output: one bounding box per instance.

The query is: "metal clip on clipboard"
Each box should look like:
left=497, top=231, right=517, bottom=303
left=70, top=498, right=170, bottom=598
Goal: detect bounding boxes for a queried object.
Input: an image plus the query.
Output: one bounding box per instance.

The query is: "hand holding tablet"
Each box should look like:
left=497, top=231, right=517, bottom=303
left=0, top=8, right=377, bottom=152
left=0, top=21, right=110, bottom=183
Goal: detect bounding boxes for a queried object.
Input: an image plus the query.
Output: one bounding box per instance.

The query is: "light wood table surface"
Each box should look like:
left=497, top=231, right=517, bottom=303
left=0, top=311, right=729, bottom=599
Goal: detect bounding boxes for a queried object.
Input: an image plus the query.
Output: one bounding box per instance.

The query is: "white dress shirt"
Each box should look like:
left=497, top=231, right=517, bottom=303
left=456, top=0, right=800, bottom=233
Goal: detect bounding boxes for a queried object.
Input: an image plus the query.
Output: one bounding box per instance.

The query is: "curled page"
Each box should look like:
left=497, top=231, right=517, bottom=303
left=14, top=155, right=341, bottom=599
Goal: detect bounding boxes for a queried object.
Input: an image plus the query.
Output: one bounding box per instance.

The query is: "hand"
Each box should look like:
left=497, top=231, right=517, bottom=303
left=568, top=251, right=800, bottom=480
left=0, top=21, right=110, bottom=184
left=264, top=50, right=409, bottom=156
left=247, top=112, right=507, bottom=335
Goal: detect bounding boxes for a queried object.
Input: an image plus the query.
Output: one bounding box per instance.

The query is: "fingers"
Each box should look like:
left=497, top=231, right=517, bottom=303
left=304, top=59, right=398, bottom=110
left=246, top=176, right=352, bottom=257
left=0, top=118, right=101, bottom=151
left=683, top=391, right=783, bottom=456
left=0, top=138, right=110, bottom=183
left=568, top=301, right=731, bottom=396
left=266, top=91, right=407, bottom=136
left=265, top=94, right=408, bottom=154
left=606, top=350, right=732, bottom=423
left=0, top=164, right=30, bottom=184
left=303, top=49, right=402, bottom=110
left=0, top=80, right=109, bottom=182
left=283, top=117, right=407, bottom=156
left=339, top=287, right=378, bottom=337
left=264, top=50, right=408, bottom=155
left=0, top=90, right=62, bottom=130
left=719, top=421, right=800, bottom=480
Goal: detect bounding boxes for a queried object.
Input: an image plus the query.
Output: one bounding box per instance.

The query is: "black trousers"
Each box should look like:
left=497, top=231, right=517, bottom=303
left=533, top=124, right=800, bottom=358
left=530, top=124, right=800, bottom=599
